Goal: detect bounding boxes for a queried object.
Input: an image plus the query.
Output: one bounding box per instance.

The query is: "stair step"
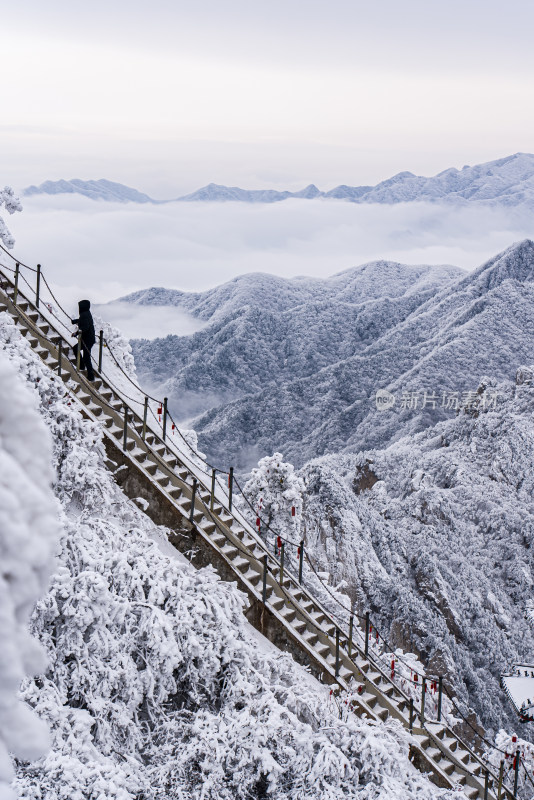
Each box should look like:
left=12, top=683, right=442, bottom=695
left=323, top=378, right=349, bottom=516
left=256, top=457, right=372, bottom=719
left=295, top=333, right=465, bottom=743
left=280, top=607, right=297, bottom=623
left=244, top=568, right=262, bottom=585
left=302, top=630, right=319, bottom=646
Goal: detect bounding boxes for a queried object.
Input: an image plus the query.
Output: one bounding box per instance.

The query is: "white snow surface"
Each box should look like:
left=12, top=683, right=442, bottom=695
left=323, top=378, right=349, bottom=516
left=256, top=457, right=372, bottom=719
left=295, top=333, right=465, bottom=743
left=0, top=334, right=60, bottom=800
left=0, top=314, right=461, bottom=797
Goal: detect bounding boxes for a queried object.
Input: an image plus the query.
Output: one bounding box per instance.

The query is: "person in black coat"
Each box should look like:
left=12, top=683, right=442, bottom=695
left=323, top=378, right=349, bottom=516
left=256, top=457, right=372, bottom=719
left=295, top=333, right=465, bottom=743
left=71, top=299, right=96, bottom=380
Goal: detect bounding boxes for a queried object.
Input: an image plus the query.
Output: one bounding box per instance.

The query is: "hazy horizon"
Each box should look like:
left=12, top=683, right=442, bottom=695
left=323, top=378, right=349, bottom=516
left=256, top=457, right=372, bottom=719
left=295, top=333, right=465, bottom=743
left=2, top=1, right=533, bottom=196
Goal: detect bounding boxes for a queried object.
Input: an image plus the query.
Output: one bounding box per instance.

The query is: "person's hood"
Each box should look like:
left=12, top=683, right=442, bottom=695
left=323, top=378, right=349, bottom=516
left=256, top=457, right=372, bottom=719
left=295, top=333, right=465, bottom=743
left=78, top=299, right=91, bottom=312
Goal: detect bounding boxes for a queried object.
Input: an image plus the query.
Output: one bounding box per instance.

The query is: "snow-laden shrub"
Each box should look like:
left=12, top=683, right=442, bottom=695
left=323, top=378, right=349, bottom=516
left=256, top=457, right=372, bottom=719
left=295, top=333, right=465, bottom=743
left=243, top=452, right=304, bottom=544
left=0, top=186, right=22, bottom=249
left=0, top=338, right=60, bottom=800
left=92, top=313, right=137, bottom=383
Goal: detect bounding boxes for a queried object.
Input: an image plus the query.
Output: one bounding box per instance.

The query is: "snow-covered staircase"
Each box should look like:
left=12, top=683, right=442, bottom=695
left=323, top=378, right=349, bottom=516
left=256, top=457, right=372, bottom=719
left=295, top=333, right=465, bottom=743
left=0, top=267, right=512, bottom=800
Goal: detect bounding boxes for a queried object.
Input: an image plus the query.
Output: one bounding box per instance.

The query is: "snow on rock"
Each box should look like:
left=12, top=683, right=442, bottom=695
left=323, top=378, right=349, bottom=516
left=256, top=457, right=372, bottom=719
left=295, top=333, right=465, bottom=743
left=0, top=278, right=460, bottom=799
left=0, top=319, right=60, bottom=800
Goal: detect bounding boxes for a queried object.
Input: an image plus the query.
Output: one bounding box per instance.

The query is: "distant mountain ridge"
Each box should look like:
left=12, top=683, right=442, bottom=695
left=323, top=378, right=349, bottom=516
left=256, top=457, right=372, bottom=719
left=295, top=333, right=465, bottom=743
left=23, top=152, right=534, bottom=208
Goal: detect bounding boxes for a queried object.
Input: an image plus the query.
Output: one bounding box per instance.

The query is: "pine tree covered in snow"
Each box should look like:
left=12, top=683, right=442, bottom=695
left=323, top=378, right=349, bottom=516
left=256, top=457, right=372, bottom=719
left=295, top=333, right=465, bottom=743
left=0, top=315, right=463, bottom=799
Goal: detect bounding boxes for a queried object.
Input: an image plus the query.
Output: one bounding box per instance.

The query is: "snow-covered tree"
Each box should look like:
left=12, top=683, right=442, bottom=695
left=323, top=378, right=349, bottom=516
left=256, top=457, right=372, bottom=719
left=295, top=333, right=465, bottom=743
left=0, top=349, right=60, bottom=800
left=0, top=187, right=22, bottom=249
left=243, top=452, right=305, bottom=545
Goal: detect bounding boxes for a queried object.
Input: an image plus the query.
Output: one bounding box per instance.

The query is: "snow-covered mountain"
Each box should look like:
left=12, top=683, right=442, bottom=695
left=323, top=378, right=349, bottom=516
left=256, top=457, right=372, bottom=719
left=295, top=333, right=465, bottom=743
left=0, top=291, right=455, bottom=799
left=126, top=240, right=534, bottom=472
left=176, top=182, right=324, bottom=202
left=23, top=153, right=534, bottom=208
left=299, top=367, right=534, bottom=739
left=24, top=178, right=156, bottom=203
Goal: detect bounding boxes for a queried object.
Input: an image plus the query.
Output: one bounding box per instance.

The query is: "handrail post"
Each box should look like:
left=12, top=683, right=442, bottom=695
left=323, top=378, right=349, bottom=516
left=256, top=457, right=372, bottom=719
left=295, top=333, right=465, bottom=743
left=365, top=611, right=370, bottom=658
left=409, top=698, right=414, bottom=733
left=189, top=478, right=198, bottom=524
left=57, top=339, right=62, bottom=378
left=497, top=759, right=504, bottom=799
left=484, top=770, right=489, bottom=800
left=262, top=555, right=268, bottom=604
left=298, top=540, right=304, bottom=584
left=228, top=467, right=234, bottom=511
left=142, top=396, right=148, bottom=440
left=36, top=264, right=41, bottom=307
left=335, top=628, right=340, bottom=677
left=437, top=676, right=443, bottom=722
left=14, top=262, right=19, bottom=304
left=420, top=677, right=426, bottom=726
left=98, top=330, right=104, bottom=372
left=348, top=614, right=354, bottom=658
left=279, top=542, right=285, bottom=585
left=162, top=397, right=168, bottom=440
left=123, top=407, right=128, bottom=450
left=210, top=468, right=216, bottom=511
left=76, top=331, right=82, bottom=371
left=513, top=750, right=520, bottom=798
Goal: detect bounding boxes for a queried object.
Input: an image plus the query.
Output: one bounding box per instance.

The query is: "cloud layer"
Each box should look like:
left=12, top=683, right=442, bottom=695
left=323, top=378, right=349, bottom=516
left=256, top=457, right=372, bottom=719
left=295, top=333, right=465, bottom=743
left=7, top=195, right=534, bottom=322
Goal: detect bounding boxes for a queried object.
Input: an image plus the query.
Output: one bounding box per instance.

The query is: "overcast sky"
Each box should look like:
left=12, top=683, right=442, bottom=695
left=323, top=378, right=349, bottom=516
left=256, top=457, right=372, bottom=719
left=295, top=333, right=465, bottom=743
left=2, top=0, right=534, bottom=195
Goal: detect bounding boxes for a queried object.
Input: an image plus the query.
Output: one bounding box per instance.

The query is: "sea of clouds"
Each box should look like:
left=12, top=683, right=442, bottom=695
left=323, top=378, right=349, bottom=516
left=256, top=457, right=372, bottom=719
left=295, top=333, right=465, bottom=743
left=6, top=194, right=534, bottom=339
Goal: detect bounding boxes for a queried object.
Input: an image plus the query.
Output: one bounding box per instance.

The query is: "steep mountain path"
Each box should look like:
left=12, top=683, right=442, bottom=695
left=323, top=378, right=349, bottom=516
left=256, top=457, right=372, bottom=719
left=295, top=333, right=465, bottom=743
left=0, top=257, right=517, bottom=800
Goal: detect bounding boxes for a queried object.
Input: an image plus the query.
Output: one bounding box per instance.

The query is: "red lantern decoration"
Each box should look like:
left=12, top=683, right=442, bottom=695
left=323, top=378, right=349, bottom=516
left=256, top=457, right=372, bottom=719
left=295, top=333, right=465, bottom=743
left=291, top=506, right=295, bottom=517
left=277, top=536, right=282, bottom=549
